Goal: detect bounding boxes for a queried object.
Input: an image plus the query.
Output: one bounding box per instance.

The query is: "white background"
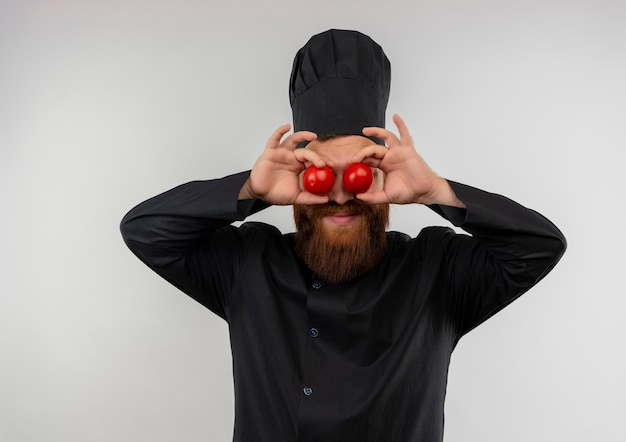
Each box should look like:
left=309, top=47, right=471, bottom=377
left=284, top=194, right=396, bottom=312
left=1, top=0, right=624, bottom=441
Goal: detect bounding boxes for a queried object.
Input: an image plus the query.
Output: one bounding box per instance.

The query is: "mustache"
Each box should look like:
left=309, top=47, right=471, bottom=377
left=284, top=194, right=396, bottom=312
left=307, top=200, right=373, bottom=217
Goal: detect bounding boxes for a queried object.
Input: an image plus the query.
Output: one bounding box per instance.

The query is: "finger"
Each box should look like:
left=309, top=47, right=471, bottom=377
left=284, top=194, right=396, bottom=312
left=267, top=123, right=292, bottom=148
left=360, top=156, right=382, bottom=169
left=293, top=148, right=330, bottom=169
left=350, top=145, right=388, bottom=165
left=362, top=126, right=401, bottom=148
left=293, top=192, right=330, bottom=205
left=281, top=130, right=318, bottom=150
left=393, top=114, right=413, bottom=145
left=354, top=190, right=390, bottom=205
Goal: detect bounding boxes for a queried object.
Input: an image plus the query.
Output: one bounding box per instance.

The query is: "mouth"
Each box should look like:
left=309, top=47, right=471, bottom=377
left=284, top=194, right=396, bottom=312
left=324, top=213, right=361, bottom=227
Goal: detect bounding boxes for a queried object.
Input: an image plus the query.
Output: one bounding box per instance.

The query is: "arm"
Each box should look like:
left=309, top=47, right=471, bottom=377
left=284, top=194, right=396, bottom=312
left=430, top=181, right=566, bottom=335
left=120, top=171, right=266, bottom=318
left=120, top=126, right=328, bottom=317
left=356, top=114, right=566, bottom=334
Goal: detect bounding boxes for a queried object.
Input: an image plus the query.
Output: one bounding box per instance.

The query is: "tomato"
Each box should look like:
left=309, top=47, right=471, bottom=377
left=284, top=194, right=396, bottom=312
left=343, top=163, right=373, bottom=194
left=302, top=165, right=335, bottom=195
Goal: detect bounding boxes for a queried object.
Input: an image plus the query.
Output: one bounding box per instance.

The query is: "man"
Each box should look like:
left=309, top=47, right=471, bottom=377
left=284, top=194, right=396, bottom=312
left=121, top=30, right=566, bottom=441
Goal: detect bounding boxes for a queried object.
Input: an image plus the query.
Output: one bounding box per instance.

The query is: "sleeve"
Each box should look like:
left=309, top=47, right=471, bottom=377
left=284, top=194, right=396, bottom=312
left=429, top=181, right=567, bottom=336
left=119, top=171, right=269, bottom=319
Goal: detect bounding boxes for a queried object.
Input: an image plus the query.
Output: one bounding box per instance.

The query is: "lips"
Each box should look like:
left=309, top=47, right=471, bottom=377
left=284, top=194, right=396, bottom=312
left=309, top=201, right=368, bottom=226
left=324, top=213, right=360, bottom=226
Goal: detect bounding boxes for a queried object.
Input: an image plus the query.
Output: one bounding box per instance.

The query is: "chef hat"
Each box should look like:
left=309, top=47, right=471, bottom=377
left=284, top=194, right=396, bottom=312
left=289, top=29, right=391, bottom=147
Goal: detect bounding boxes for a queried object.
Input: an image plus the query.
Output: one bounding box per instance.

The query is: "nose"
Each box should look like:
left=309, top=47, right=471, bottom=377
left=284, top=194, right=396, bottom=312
left=328, top=171, right=354, bottom=205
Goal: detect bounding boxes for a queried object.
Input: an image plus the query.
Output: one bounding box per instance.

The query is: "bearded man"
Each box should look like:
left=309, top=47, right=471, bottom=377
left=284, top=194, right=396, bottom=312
left=121, top=29, right=566, bottom=442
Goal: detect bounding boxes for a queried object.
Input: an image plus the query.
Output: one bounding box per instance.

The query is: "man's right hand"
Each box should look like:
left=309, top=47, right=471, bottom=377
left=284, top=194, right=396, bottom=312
left=238, top=124, right=331, bottom=205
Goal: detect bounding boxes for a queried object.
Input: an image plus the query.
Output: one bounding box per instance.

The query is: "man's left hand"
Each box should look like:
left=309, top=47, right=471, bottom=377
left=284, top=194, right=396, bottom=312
left=354, top=114, right=465, bottom=208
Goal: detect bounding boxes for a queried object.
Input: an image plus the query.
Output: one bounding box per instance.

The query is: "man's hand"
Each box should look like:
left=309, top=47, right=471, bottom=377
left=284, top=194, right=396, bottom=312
left=239, top=124, right=331, bottom=205
left=354, top=114, right=465, bottom=208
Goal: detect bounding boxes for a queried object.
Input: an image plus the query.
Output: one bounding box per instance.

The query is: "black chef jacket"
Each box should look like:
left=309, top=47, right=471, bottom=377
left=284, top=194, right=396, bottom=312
left=120, top=171, right=566, bottom=442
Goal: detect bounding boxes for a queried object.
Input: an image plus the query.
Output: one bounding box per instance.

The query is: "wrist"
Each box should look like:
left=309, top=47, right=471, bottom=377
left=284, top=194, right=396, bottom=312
left=238, top=178, right=259, bottom=200
left=421, top=177, right=466, bottom=208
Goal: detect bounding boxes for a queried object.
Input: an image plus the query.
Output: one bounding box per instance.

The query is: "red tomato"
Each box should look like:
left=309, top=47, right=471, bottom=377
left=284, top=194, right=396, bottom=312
left=343, top=163, right=373, bottom=194
left=302, top=165, right=335, bottom=195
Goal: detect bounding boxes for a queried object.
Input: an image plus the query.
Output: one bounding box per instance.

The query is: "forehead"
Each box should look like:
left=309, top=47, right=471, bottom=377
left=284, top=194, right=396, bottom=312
left=305, top=135, right=376, bottom=160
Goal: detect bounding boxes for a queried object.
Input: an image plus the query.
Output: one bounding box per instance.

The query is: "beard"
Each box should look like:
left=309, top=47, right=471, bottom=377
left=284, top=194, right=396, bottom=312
left=293, top=200, right=390, bottom=284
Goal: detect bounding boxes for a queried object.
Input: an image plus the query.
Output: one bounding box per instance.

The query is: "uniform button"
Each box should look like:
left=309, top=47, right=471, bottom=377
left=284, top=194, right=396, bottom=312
left=312, top=281, right=322, bottom=289
left=303, top=387, right=313, bottom=396
left=309, top=328, right=319, bottom=338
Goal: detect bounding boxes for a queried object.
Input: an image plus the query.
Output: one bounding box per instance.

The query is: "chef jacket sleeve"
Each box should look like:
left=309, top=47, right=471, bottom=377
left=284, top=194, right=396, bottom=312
left=120, top=171, right=267, bottom=320
left=429, top=181, right=567, bottom=336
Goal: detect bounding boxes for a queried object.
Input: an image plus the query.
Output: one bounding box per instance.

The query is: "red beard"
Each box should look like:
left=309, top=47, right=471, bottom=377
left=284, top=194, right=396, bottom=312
left=293, top=200, right=389, bottom=284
